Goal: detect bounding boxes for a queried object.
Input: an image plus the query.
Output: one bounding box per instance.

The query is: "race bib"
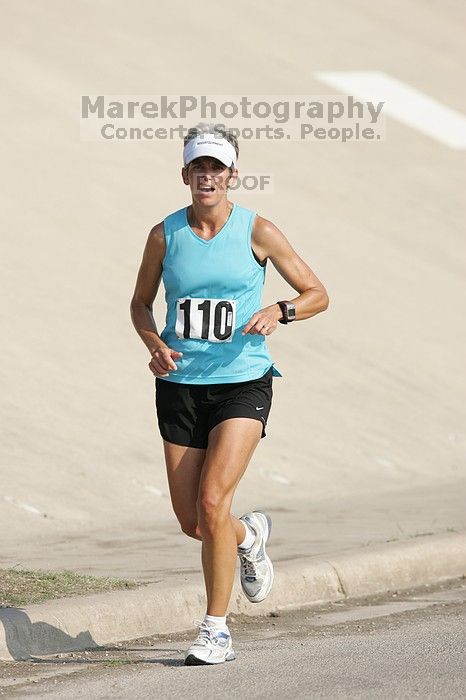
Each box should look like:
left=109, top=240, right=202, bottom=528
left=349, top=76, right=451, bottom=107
left=175, top=297, right=236, bottom=343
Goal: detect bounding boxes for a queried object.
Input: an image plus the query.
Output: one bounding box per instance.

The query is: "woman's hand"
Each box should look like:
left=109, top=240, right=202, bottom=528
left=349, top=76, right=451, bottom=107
left=242, top=304, right=282, bottom=336
left=149, top=347, right=183, bottom=377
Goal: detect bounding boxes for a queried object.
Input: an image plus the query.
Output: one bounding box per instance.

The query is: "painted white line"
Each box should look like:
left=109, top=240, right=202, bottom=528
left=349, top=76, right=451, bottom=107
left=259, top=468, right=291, bottom=485
left=316, top=71, right=466, bottom=149
left=144, top=485, right=163, bottom=497
left=375, top=457, right=395, bottom=469
left=132, top=478, right=164, bottom=497
left=4, top=495, right=42, bottom=515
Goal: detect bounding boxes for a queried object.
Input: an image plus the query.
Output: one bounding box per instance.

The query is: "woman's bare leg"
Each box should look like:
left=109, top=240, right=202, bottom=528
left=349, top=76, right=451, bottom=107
left=163, top=439, right=251, bottom=545
left=197, top=417, right=262, bottom=616
left=162, top=440, right=205, bottom=539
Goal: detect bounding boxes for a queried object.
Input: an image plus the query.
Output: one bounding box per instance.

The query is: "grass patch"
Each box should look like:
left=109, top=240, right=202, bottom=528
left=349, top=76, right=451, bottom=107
left=0, top=567, right=141, bottom=607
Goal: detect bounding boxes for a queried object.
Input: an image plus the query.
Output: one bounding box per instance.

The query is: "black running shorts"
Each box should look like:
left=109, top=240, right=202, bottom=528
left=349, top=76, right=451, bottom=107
left=155, top=365, right=274, bottom=448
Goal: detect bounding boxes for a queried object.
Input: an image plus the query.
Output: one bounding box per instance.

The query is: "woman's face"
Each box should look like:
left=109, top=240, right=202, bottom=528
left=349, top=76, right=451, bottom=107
left=182, top=156, right=237, bottom=204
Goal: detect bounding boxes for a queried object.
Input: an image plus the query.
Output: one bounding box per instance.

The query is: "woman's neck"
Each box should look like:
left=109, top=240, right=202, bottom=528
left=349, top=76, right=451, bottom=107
left=188, top=200, right=233, bottom=235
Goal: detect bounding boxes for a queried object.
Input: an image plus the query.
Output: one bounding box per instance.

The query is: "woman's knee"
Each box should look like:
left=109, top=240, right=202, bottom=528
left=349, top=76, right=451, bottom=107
left=172, top=507, right=202, bottom=540
left=197, top=491, right=231, bottom=533
left=178, top=519, right=202, bottom=540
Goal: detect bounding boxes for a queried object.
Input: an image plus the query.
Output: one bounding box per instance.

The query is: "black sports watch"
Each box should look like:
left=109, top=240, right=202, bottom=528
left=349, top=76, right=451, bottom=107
left=277, top=300, right=296, bottom=324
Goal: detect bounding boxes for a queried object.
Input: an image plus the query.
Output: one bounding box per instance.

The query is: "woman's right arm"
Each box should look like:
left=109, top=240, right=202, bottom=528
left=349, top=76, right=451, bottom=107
left=130, top=222, right=183, bottom=377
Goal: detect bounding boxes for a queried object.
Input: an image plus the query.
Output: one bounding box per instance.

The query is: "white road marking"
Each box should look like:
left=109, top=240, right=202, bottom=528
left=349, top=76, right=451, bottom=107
left=259, top=468, right=291, bottom=485
left=4, top=495, right=42, bottom=515
left=447, top=432, right=466, bottom=446
left=316, top=71, right=466, bottom=149
left=375, top=457, right=396, bottom=469
left=144, top=485, right=163, bottom=497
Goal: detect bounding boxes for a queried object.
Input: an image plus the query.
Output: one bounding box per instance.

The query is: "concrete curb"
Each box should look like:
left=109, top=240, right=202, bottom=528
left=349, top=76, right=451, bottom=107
left=1, top=531, right=465, bottom=661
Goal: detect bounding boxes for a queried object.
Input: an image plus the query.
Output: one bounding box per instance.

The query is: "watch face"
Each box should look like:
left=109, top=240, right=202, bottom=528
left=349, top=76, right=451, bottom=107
left=288, top=305, right=296, bottom=319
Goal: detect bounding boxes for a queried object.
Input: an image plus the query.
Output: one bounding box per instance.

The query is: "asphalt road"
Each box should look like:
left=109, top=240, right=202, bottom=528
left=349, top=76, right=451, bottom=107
left=1, top=579, right=465, bottom=698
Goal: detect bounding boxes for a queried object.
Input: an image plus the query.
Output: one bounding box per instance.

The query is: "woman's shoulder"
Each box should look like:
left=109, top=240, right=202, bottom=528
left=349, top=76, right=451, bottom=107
left=163, top=206, right=187, bottom=225
left=159, top=207, right=188, bottom=239
left=232, top=201, right=256, bottom=217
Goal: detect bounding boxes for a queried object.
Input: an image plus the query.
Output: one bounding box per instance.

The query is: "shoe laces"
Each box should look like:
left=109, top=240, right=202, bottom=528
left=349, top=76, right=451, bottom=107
left=192, top=619, right=215, bottom=642
left=239, top=551, right=258, bottom=579
left=192, top=619, right=229, bottom=646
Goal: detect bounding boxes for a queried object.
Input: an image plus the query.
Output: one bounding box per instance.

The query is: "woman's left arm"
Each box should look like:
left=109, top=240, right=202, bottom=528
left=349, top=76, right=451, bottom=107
left=243, top=215, right=330, bottom=336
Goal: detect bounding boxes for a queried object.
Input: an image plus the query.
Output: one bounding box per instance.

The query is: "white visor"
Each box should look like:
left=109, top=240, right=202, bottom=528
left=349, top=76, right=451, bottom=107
left=183, top=134, right=237, bottom=169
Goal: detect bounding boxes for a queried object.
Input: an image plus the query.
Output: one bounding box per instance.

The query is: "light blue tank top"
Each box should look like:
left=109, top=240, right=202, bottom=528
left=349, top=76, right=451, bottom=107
left=158, top=202, right=283, bottom=384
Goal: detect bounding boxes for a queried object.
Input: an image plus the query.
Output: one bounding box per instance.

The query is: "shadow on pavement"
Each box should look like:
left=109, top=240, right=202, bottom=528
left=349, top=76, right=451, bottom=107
left=0, top=608, right=97, bottom=660
left=0, top=608, right=183, bottom=666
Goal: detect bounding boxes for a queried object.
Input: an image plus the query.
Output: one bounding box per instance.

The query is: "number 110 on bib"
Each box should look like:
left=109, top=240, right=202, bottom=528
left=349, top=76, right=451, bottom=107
left=175, top=297, right=237, bottom=343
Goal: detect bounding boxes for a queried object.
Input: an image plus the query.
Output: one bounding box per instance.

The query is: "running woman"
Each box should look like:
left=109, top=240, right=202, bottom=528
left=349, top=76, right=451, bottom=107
left=130, top=124, right=329, bottom=665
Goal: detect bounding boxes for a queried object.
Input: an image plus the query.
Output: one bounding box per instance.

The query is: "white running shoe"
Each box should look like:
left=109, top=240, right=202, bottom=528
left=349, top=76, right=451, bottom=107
left=238, top=511, right=274, bottom=603
left=184, top=620, right=236, bottom=666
